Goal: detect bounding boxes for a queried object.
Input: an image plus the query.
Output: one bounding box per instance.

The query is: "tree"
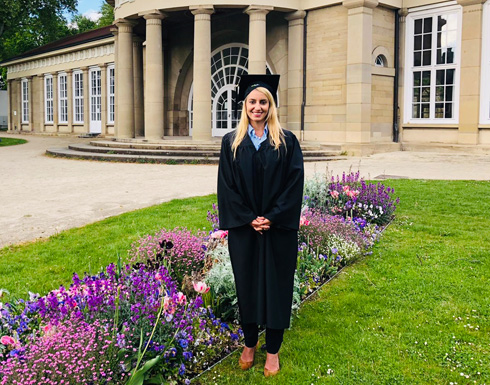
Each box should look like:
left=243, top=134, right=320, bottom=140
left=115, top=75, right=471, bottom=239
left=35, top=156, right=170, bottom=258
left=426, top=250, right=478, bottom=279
left=97, top=3, right=115, bottom=28
left=0, top=0, right=77, bottom=89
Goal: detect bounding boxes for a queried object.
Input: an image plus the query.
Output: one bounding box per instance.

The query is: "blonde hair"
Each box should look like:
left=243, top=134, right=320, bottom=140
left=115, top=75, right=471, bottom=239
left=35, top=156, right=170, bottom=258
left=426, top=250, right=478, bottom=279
left=231, top=86, right=285, bottom=158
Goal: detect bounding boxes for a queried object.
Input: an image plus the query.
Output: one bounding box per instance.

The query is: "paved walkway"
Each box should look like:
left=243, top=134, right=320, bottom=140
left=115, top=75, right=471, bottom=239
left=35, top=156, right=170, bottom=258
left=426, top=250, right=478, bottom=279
left=1, top=133, right=489, bottom=247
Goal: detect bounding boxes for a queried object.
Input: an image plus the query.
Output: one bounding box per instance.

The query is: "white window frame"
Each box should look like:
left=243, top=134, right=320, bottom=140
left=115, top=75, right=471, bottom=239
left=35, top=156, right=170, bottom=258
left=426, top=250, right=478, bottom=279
left=403, top=4, right=462, bottom=124
left=58, top=72, right=68, bottom=123
left=107, top=64, right=115, bottom=124
left=21, top=78, right=29, bottom=123
left=73, top=70, right=84, bottom=124
left=480, top=1, right=490, bottom=124
left=44, top=75, right=54, bottom=124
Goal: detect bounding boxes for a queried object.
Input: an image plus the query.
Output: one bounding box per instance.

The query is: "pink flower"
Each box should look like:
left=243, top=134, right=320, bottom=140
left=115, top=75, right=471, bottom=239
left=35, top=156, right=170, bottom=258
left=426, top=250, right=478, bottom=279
left=176, top=292, right=187, bottom=305
left=330, top=191, right=340, bottom=199
left=211, top=230, right=228, bottom=239
left=346, top=190, right=360, bottom=198
left=193, top=281, right=210, bottom=294
left=299, top=217, right=310, bottom=226
left=155, top=273, right=162, bottom=281
left=342, top=185, right=350, bottom=193
left=1, top=336, right=15, bottom=346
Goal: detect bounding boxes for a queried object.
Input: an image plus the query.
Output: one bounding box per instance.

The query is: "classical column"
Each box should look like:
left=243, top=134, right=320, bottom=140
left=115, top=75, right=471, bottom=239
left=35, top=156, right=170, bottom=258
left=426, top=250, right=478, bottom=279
left=141, top=11, right=166, bottom=140
left=52, top=74, right=59, bottom=132
left=245, top=6, right=272, bottom=74
left=16, top=79, right=21, bottom=130
left=37, top=74, right=44, bottom=132
left=132, top=36, right=145, bottom=137
left=285, top=11, right=306, bottom=135
left=190, top=6, right=214, bottom=141
left=100, top=64, right=108, bottom=135
left=457, top=0, right=485, bottom=144
left=81, top=67, right=90, bottom=133
left=115, top=19, right=136, bottom=138
left=7, top=80, right=12, bottom=131
left=66, top=69, right=73, bottom=133
left=111, top=26, right=119, bottom=135
left=343, top=0, right=378, bottom=143
left=27, top=77, right=33, bottom=131
left=397, top=8, right=408, bottom=142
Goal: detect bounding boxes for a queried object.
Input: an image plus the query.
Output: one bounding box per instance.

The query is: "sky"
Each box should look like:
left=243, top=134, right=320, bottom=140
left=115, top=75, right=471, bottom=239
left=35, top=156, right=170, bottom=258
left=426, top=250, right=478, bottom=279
left=72, top=0, right=105, bottom=21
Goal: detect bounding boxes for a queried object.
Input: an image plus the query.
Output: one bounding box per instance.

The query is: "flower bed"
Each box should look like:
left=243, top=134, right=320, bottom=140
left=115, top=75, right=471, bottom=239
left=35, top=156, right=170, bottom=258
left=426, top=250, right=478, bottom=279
left=0, top=172, right=398, bottom=384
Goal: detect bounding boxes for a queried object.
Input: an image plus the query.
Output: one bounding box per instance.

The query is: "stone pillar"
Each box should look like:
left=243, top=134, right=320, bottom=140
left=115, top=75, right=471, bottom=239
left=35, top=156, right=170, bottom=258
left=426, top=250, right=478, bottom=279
left=115, top=19, right=136, bottom=138
left=343, top=0, right=378, bottom=143
left=7, top=80, right=12, bottom=131
left=285, top=11, right=306, bottom=135
left=132, top=36, right=145, bottom=138
left=37, top=75, right=44, bottom=132
left=141, top=11, right=166, bottom=140
left=100, top=64, right=108, bottom=135
left=27, top=77, right=33, bottom=131
left=81, top=67, right=90, bottom=133
left=111, top=26, right=119, bottom=135
left=190, top=6, right=214, bottom=140
left=457, top=0, right=485, bottom=144
left=245, top=6, right=272, bottom=74
left=16, top=79, right=21, bottom=130
left=398, top=8, right=408, bottom=142
left=52, top=74, right=58, bottom=132
left=66, top=69, right=73, bottom=133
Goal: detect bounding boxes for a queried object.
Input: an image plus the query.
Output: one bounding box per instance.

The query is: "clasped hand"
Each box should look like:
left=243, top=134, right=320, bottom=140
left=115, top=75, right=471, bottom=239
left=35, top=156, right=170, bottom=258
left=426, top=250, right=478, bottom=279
left=250, top=216, right=271, bottom=234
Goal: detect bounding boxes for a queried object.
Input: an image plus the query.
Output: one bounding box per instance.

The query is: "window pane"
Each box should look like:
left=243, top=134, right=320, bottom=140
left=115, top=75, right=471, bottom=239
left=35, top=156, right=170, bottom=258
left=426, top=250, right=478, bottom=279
left=424, top=17, right=432, bottom=33
left=412, top=104, right=420, bottom=118
left=413, top=88, right=420, bottom=102
left=445, top=86, right=453, bottom=102
left=422, top=87, right=430, bottom=102
left=423, top=34, right=431, bottom=50
left=413, top=72, right=421, bottom=86
left=435, top=103, right=444, bottom=118
left=445, top=103, right=453, bottom=118
left=436, top=70, right=445, bottom=85
left=422, top=71, right=431, bottom=86
left=414, top=52, right=422, bottom=67
left=446, top=69, right=454, bottom=85
left=422, top=103, right=430, bottom=118
left=415, top=19, right=423, bottom=34
left=436, top=86, right=444, bottom=101
left=414, top=35, right=422, bottom=50
left=423, top=51, right=431, bottom=66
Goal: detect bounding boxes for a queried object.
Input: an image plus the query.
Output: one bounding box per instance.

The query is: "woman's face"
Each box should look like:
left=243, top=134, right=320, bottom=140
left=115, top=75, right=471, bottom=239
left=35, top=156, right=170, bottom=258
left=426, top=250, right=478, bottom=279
left=246, top=89, right=269, bottom=125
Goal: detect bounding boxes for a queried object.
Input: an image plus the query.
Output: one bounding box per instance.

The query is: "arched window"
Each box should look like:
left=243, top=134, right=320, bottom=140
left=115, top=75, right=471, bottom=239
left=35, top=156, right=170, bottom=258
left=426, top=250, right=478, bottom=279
left=189, top=44, right=273, bottom=137
left=375, top=54, right=387, bottom=67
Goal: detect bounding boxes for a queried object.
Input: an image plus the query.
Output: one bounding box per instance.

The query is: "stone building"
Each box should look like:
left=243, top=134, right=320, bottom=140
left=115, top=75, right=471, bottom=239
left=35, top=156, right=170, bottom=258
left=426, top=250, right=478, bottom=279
left=2, top=0, right=489, bottom=151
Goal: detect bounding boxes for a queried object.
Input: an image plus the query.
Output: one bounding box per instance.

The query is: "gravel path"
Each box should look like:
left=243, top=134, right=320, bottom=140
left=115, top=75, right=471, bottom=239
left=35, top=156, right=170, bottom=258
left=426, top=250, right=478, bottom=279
left=1, top=133, right=489, bottom=247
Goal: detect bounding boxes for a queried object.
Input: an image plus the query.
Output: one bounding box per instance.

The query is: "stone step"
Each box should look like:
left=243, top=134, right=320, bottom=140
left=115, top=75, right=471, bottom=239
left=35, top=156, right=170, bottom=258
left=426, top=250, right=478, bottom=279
left=47, top=145, right=345, bottom=164
left=69, top=144, right=221, bottom=157
left=46, top=147, right=219, bottom=164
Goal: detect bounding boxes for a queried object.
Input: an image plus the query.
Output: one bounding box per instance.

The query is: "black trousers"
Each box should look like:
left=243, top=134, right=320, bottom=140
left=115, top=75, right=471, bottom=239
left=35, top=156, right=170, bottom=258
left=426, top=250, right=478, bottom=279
left=242, top=323, right=284, bottom=354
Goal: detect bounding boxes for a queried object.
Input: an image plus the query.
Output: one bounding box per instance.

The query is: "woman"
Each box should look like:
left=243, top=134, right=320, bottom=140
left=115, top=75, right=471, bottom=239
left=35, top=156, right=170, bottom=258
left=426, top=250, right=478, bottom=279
left=217, top=74, right=304, bottom=377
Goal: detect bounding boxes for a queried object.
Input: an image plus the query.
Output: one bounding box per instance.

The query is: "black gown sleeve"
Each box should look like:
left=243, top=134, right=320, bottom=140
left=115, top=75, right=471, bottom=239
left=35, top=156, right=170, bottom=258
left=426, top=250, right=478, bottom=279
left=263, top=132, right=304, bottom=230
left=217, top=134, right=257, bottom=230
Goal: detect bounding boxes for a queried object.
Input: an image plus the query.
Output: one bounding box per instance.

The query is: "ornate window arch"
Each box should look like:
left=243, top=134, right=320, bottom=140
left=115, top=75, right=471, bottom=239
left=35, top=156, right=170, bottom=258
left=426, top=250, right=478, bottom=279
left=188, top=43, right=273, bottom=137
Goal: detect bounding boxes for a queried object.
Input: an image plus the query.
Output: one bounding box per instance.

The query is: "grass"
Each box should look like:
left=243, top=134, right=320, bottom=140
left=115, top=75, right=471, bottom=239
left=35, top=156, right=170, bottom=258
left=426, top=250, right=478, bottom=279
left=196, top=180, right=490, bottom=384
left=0, top=195, right=215, bottom=297
left=0, top=180, right=488, bottom=384
left=0, top=137, right=27, bottom=147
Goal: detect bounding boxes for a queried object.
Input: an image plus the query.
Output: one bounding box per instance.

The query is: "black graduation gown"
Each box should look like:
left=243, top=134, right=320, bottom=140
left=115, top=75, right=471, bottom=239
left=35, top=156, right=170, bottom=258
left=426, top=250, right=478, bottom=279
left=217, top=129, right=304, bottom=329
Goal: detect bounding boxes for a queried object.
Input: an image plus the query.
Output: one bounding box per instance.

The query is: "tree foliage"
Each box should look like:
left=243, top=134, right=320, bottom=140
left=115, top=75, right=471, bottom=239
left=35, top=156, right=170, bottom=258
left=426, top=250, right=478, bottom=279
left=0, top=0, right=114, bottom=89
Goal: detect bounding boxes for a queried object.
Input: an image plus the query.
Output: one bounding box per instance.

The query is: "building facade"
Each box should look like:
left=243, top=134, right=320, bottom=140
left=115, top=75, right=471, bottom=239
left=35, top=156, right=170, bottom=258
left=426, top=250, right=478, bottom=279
left=2, top=0, right=490, bottom=149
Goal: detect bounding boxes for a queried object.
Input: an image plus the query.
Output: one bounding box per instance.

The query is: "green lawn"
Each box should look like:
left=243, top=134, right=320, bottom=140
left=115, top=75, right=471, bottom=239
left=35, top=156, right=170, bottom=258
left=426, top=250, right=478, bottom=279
left=0, top=180, right=488, bottom=384
left=0, top=196, right=215, bottom=297
left=0, top=137, right=27, bottom=147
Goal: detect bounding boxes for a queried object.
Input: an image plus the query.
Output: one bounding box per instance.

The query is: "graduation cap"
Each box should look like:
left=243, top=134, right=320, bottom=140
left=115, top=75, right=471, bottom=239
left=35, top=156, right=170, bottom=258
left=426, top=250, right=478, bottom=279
left=233, top=74, right=280, bottom=116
